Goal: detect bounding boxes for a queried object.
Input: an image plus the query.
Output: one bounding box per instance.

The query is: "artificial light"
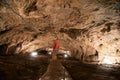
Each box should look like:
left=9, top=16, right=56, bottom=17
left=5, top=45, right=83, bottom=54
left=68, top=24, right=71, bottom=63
left=102, top=57, right=113, bottom=64
left=30, top=51, right=38, bottom=57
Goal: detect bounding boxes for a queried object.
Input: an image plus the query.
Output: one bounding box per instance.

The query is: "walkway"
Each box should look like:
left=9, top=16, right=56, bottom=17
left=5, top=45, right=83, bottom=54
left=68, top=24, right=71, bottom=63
left=40, top=60, right=72, bottom=80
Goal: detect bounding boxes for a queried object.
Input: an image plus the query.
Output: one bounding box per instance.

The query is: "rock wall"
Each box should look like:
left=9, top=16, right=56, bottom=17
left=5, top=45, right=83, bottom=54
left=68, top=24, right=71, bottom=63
left=0, top=0, right=120, bottom=63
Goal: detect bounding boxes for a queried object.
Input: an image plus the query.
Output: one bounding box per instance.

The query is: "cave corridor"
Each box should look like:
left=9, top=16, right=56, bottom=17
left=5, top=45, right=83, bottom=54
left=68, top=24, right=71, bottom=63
left=0, top=0, right=120, bottom=80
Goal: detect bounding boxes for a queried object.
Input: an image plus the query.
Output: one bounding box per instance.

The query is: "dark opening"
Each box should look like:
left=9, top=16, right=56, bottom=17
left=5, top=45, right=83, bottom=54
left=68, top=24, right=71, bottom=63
left=36, top=49, right=48, bottom=55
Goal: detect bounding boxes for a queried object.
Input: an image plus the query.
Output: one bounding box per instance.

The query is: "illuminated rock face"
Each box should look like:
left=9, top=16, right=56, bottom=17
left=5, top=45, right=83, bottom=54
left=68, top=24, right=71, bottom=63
left=84, top=25, right=120, bottom=64
left=90, top=29, right=120, bottom=64
left=0, top=0, right=120, bottom=63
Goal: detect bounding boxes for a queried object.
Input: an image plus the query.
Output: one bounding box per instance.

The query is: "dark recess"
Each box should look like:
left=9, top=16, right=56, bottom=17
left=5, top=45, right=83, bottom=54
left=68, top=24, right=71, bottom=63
left=0, top=44, right=8, bottom=55
left=60, top=28, right=83, bottom=39
left=25, top=1, right=37, bottom=15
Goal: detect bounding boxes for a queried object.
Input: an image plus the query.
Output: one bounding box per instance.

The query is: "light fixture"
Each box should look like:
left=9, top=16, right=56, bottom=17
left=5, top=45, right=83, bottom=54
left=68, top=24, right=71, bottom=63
left=102, top=57, right=113, bottom=64
left=64, top=54, right=68, bottom=58
left=48, top=52, right=52, bottom=55
left=30, top=51, right=38, bottom=57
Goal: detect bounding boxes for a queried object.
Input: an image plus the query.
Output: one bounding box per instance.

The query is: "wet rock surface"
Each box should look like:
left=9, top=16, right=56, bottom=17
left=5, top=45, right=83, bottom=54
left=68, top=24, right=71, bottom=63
left=0, top=55, right=49, bottom=80
left=0, top=55, right=120, bottom=80
left=62, top=59, right=120, bottom=80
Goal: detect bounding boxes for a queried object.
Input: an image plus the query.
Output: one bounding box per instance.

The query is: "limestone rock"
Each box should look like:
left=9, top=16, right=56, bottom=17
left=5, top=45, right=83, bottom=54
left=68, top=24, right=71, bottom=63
left=0, top=0, right=120, bottom=63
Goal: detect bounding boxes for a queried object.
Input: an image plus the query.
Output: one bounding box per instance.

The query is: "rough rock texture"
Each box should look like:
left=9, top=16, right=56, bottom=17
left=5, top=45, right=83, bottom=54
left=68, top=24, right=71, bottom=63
left=0, top=0, right=120, bottom=63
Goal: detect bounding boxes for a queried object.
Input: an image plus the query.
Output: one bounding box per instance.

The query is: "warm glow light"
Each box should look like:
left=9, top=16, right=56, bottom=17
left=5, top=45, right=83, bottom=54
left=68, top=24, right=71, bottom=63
left=66, top=51, right=71, bottom=56
left=103, top=57, right=113, bottom=64
left=48, top=52, right=52, bottom=55
left=61, top=78, right=68, bottom=80
left=30, top=51, right=38, bottom=57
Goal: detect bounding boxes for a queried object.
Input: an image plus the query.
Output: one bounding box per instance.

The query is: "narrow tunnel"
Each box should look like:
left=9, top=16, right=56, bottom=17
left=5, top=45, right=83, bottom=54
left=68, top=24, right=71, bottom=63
left=0, top=0, right=120, bottom=80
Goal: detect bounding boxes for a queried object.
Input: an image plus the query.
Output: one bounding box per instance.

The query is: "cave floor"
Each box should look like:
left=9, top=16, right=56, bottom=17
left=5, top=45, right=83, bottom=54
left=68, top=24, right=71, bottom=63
left=0, top=55, right=120, bottom=80
left=61, top=59, right=120, bottom=80
left=0, top=55, right=49, bottom=80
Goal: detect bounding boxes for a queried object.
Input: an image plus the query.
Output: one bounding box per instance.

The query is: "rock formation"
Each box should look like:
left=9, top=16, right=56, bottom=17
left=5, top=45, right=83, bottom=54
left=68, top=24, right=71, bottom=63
left=0, top=0, right=120, bottom=64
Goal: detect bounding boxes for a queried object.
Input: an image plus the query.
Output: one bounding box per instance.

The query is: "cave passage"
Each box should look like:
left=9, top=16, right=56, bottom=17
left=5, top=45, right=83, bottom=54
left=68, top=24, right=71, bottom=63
left=0, top=0, right=120, bottom=80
